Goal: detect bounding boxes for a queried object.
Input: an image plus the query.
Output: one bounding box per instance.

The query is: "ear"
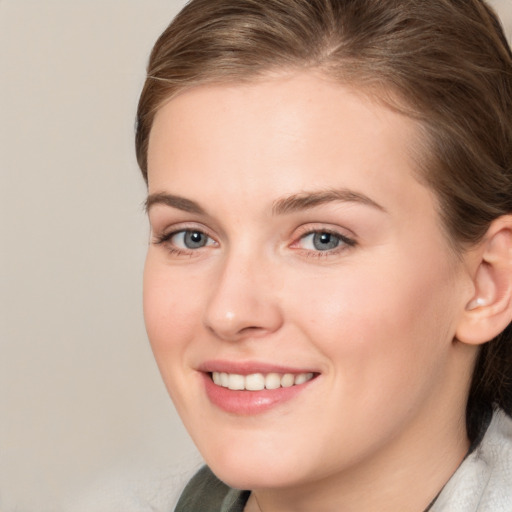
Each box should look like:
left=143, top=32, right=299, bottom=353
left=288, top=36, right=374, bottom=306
left=456, top=215, right=512, bottom=346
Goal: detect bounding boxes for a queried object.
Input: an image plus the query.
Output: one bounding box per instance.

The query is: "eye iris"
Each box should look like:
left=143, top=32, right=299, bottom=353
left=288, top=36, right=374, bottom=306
left=184, top=231, right=206, bottom=249
left=312, top=232, right=339, bottom=251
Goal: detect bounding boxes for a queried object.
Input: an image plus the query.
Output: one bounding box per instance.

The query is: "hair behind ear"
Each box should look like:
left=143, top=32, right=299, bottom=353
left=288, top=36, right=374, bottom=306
left=467, top=326, right=512, bottom=441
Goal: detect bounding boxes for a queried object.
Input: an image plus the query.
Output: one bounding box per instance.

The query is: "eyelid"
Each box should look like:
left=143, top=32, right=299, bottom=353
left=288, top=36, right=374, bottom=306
left=292, top=223, right=356, bottom=243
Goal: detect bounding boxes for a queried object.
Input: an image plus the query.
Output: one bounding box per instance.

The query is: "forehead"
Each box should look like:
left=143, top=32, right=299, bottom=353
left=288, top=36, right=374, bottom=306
left=147, top=72, right=431, bottom=218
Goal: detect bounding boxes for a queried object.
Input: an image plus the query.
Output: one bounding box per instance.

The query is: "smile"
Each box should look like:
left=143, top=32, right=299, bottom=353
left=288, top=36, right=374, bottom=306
left=211, top=371, right=315, bottom=391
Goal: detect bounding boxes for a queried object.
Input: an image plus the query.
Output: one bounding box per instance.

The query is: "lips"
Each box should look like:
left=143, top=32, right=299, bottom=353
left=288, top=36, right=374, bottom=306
left=199, top=361, right=319, bottom=415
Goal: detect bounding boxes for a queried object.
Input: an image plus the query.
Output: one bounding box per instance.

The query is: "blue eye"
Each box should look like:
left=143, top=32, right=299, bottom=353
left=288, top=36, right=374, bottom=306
left=170, top=230, right=214, bottom=249
left=299, top=231, right=353, bottom=251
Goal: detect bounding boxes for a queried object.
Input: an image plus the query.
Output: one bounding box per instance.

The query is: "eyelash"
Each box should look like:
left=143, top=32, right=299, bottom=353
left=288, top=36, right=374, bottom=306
left=152, top=226, right=357, bottom=258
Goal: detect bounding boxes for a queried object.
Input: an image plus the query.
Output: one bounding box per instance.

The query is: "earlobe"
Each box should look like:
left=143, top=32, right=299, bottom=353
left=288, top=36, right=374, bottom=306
left=456, top=215, right=512, bottom=346
left=466, top=297, right=488, bottom=310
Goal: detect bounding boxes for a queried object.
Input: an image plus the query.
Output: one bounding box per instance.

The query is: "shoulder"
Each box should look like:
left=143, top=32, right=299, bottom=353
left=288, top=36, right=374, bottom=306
left=432, top=409, right=512, bottom=512
left=174, top=466, right=250, bottom=512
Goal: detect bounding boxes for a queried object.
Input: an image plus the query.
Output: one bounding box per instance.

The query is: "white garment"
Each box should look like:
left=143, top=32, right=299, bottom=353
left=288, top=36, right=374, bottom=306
left=432, top=409, right=512, bottom=511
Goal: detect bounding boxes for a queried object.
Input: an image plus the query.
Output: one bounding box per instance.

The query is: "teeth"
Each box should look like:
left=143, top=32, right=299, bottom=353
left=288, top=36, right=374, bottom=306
left=294, top=373, right=310, bottom=385
left=281, top=373, right=295, bottom=388
left=265, top=373, right=281, bottom=390
left=245, top=373, right=265, bottom=391
left=211, top=371, right=314, bottom=391
left=228, top=374, right=245, bottom=390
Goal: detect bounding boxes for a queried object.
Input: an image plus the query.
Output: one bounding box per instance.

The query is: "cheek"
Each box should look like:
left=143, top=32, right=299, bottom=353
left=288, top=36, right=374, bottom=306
left=288, top=254, right=459, bottom=390
left=143, top=257, right=210, bottom=420
left=143, top=255, right=201, bottom=360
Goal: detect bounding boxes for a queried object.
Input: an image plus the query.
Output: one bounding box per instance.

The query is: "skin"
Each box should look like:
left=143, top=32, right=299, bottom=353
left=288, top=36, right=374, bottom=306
left=143, top=73, right=481, bottom=511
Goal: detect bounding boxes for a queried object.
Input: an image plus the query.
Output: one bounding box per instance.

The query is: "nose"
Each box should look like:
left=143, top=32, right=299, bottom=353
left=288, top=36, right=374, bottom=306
left=203, top=252, right=284, bottom=342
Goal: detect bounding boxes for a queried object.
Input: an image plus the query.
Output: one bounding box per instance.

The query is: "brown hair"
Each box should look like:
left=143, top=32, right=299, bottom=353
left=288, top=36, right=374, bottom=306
left=136, top=0, right=512, bottom=440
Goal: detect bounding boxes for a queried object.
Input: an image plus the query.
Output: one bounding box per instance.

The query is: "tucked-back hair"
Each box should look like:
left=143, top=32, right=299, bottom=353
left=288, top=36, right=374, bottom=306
left=136, top=0, right=512, bottom=440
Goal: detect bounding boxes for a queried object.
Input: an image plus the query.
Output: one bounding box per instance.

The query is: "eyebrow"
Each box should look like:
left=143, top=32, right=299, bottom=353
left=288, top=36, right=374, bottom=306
left=145, top=188, right=385, bottom=216
left=145, top=192, right=206, bottom=215
left=272, top=189, right=386, bottom=215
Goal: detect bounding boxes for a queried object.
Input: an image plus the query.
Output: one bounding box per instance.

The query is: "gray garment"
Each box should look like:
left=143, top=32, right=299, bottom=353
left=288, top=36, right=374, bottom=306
left=431, top=409, right=512, bottom=511
left=176, top=410, right=512, bottom=512
left=174, top=467, right=248, bottom=511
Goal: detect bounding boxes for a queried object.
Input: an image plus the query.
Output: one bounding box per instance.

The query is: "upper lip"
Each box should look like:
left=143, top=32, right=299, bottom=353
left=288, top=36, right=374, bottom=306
left=198, top=360, right=318, bottom=375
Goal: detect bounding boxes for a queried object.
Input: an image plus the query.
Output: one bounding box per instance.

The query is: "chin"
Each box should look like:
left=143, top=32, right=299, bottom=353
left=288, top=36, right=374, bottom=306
left=200, top=437, right=316, bottom=491
left=211, top=462, right=298, bottom=491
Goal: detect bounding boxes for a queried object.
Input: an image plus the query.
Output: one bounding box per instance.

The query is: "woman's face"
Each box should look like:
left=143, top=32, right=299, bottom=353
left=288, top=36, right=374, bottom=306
left=144, top=73, right=475, bottom=491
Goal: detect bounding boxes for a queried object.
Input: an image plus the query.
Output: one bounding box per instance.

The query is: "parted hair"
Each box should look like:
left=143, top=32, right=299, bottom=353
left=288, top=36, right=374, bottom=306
left=136, top=0, right=512, bottom=440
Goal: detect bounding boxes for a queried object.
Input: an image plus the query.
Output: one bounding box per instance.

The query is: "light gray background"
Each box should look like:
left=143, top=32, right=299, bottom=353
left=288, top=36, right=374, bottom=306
left=1, top=1, right=511, bottom=511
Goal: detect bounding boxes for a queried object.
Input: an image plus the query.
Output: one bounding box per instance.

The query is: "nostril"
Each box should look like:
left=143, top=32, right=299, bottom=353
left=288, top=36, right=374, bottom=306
left=205, top=323, right=269, bottom=341
left=240, top=325, right=266, bottom=335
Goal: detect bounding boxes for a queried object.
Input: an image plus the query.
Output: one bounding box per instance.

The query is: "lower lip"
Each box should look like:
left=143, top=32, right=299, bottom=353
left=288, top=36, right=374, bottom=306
left=202, top=373, right=316, bottom=415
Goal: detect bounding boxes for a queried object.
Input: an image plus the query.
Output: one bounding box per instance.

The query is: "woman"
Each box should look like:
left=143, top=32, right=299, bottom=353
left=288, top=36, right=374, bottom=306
left=136, top=0, right=512, bottom=510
